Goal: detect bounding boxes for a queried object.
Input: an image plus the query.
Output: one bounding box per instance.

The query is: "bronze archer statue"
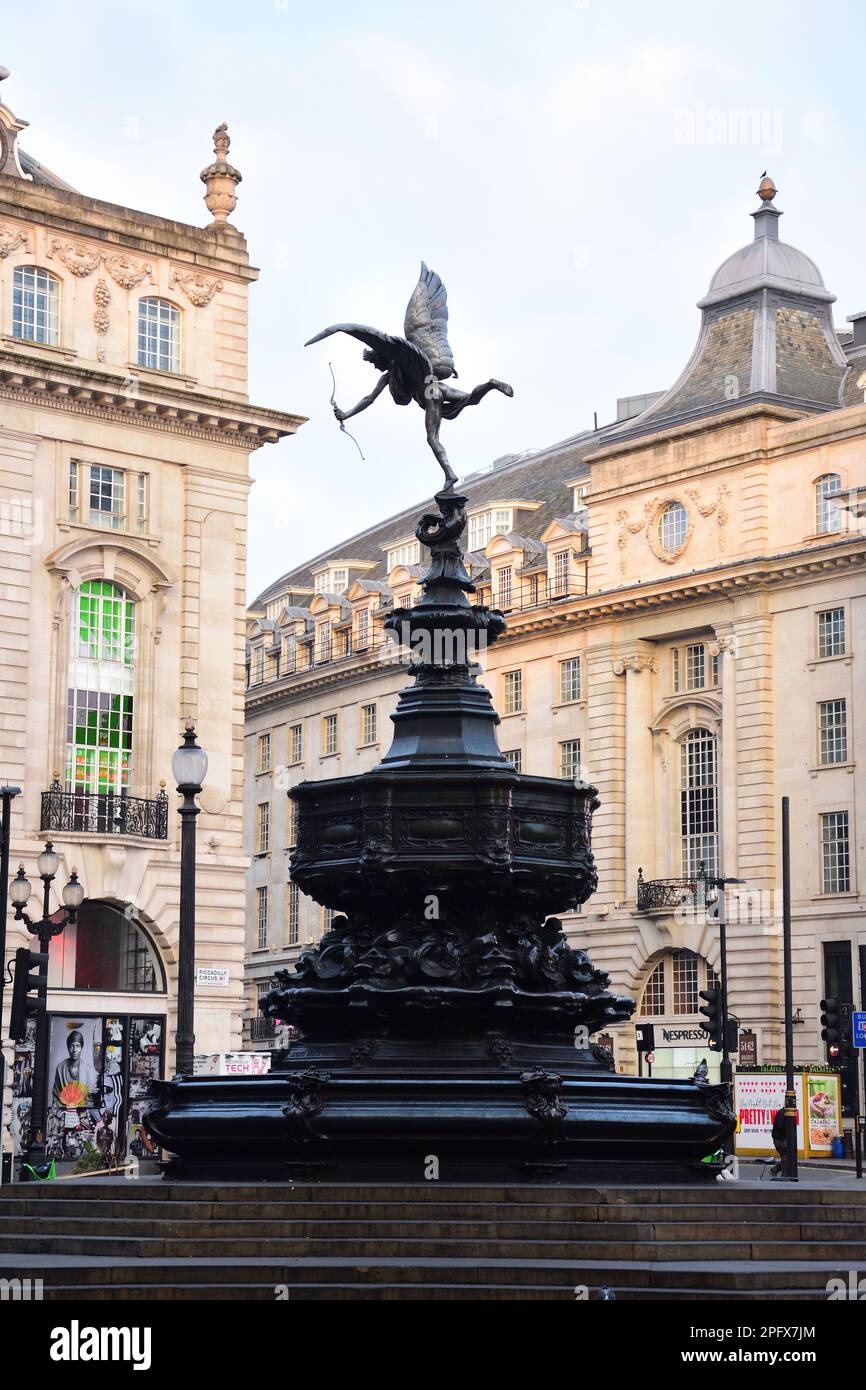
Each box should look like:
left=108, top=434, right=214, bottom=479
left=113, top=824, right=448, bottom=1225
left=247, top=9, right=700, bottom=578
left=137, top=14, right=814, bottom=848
left=305, top=263, right=513, bottom=487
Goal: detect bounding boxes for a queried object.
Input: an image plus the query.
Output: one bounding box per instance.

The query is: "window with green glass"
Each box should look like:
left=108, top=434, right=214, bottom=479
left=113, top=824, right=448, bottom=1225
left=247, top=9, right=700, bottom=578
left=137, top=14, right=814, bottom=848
left=66, top=580, right=135, bottom=796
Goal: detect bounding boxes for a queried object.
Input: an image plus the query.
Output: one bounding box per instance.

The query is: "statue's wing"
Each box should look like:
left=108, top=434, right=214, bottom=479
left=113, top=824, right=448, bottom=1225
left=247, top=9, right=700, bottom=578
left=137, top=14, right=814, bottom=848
left=403, top=264, right=456, bottom=379
left=304, top=323, right=429, bottom=380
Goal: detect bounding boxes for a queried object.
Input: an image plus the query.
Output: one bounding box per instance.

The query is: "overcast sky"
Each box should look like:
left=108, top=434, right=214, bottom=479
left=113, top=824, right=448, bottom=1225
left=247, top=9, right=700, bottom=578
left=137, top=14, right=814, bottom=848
left=3, top=0, right=863, bottom=597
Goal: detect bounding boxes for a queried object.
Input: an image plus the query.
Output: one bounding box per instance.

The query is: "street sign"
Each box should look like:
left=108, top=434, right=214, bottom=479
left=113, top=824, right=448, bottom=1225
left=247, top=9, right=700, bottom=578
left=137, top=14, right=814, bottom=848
left=645, top=1051, right=655, bottom=1065
left=852, top=1011, right=866, bottom=1048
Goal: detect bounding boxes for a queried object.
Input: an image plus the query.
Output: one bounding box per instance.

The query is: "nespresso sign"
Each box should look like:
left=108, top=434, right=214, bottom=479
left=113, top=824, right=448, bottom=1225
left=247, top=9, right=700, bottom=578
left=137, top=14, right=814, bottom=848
left=660, top=1028, right=706, bottom=1042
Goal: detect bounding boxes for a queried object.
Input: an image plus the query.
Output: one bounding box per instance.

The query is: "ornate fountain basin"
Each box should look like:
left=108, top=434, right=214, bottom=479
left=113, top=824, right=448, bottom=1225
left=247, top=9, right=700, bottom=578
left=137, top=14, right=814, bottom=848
left=290, top=768, right=598, bottom=920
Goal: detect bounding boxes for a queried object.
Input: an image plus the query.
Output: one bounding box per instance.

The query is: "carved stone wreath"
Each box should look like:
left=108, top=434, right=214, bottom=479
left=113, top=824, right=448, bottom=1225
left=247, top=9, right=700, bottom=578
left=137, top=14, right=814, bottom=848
left=617, top=484, right=730, bottom=573
left=169, top=269, right=223, bottom=307
left=47, top=239, right=154, bottom=288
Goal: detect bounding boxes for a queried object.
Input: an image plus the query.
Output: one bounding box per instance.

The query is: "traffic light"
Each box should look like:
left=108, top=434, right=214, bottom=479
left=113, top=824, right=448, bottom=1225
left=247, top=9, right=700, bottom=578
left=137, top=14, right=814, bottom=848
left=820, top=997, right=842, bottom=1059
left=635, top=1023, right=655, bottom=1053
left=9, top=947, right=48, bottom=1042
left=698, top=986, right=723, bottom=1050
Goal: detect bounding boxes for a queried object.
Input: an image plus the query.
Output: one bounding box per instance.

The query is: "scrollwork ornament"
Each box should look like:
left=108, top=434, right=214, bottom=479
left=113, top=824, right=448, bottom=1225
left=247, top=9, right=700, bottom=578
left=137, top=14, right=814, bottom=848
left=0, top=222, right=30, bottom=258
left=48, top=238, right=101, bottom=277
left=102, top=253, right=154, bottom=289
left=169, top=269, right=223, bottom=307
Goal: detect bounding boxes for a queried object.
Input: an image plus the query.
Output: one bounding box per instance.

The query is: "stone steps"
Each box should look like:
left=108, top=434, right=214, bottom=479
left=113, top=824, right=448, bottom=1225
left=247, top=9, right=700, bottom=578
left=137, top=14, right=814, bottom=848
left=4, top=1233, right=866, bottom=1262
left=7, top=1214, right=865, bottom=1241
left=2, top=1181, right=863, bottom=1300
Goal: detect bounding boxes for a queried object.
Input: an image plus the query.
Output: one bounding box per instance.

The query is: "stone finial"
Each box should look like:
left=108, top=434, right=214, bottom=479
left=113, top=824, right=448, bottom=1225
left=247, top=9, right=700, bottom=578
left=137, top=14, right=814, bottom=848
left=200, top=122, right=242, bottom=232
left=0, top=67, right=32, bottom=181
left=757, top=173, right=777, bottom=203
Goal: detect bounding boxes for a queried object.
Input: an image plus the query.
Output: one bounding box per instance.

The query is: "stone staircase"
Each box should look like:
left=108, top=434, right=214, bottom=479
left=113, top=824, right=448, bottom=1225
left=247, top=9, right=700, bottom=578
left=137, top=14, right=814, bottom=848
left=1, top=1181, right=864, bottom=1300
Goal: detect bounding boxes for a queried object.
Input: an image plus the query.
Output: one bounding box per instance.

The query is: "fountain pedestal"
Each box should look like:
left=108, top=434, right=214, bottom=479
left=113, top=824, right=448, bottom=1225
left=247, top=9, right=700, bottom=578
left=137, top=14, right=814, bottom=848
left=147, top=489, right=734, bottom=1180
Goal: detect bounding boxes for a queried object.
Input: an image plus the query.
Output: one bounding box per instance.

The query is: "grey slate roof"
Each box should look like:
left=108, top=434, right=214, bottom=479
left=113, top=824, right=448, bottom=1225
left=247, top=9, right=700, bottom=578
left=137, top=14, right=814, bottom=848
left=252, top=430, right=600, bottom=609
left=19, top=148, right=77, bottom=192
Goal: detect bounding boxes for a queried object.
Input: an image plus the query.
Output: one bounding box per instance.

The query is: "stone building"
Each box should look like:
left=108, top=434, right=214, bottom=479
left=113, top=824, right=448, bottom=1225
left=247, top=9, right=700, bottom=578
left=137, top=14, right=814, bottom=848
left=244, top=178, right=865, bottom=1107
left=0, top=71, right=302, bottom=1166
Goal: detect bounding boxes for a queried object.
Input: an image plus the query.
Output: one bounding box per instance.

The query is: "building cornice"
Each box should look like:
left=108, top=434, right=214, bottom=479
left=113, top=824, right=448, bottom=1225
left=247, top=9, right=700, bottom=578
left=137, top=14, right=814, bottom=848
left=0, top=176, right=258, bottom=280
left=585, top=401, right=803, bottom=467
left=0, top=350, right=305, bottom=447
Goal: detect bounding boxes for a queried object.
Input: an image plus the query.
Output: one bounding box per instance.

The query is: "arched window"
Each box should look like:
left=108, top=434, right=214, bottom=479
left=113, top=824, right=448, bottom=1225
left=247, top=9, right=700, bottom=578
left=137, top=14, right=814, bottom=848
left=12, top=265, right=60, bottom=345
left=642, top=960, right=665, bottom=1015
left=137, top=297, right=180, bottom=373
left=680, top=728, right=718, bottom=878
left=66, top=580, right=135, bottom=800
left=66, top=900, right=164, bottom=992
left=658, top=501, right=687, bottom=553
left=638, top=951, right=718, bottom=1019
left=815, top=474, right=843, bottom=535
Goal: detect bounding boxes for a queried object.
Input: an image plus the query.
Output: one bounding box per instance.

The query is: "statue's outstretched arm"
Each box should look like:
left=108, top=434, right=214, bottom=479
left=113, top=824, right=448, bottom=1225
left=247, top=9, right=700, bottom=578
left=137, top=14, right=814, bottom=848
left=335, top=373, right=389, bottom=422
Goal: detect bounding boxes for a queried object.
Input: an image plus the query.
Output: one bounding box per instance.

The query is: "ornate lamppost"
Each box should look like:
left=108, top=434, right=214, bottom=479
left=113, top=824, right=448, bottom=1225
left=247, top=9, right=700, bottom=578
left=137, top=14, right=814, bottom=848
left=10, top=844, right=84, bottom=1176
left=171, top=720, right=208, bottom=1076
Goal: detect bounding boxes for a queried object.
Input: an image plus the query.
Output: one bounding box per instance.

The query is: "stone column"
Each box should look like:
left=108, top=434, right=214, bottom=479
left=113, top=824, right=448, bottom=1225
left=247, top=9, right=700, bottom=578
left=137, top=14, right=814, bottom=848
left=613, top=645, right=657, bottom=904
left=710, top=631, right=739, bottom=878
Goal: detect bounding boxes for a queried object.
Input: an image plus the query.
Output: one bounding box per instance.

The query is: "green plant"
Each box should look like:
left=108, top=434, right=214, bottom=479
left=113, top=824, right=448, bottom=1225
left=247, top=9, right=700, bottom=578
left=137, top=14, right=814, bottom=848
left=71, top=1140, right=104, bottom=1174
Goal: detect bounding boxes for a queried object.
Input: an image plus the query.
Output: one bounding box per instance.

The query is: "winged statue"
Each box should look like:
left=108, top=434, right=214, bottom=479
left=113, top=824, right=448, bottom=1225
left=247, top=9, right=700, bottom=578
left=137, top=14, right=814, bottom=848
left=305, top=263, right=513, bottom=487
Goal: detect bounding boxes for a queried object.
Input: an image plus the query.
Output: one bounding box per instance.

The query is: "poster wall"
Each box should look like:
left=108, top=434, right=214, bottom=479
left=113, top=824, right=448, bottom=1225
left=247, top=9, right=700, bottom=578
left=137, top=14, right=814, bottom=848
left=32, top=1012, right=165, bottom=1165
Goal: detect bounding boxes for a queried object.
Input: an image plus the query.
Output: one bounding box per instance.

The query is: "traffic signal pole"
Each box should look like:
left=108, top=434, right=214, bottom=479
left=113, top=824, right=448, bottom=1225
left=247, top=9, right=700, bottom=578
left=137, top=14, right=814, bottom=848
left=718, top=891, right=732, bottom=1092
left=859, top=945, right=866, bottom=1179
left=780, top=797, right=798, bottom=1182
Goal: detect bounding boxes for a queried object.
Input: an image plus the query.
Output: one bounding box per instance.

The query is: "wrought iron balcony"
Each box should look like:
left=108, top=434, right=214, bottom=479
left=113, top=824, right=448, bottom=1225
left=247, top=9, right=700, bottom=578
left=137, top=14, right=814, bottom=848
left=40, top=779, right=169, bottom=840
left=248, top=1016, right=276, bottom=1041
left=636, top=866, right=709, bottom=912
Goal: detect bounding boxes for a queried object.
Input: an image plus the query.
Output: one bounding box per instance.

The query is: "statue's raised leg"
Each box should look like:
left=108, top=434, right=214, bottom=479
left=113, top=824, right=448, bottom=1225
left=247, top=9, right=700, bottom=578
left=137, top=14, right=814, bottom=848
left=441, top=379, right=514, bottom=421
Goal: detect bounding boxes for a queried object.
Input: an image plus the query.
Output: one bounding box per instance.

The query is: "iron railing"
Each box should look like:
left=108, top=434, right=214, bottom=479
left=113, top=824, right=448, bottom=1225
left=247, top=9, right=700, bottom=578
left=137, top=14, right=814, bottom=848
left=249, top=1016, right=276, bottom=1041
left=636, top=865, right=711, bottom=912
left=40, top=779, right=169, bottom=840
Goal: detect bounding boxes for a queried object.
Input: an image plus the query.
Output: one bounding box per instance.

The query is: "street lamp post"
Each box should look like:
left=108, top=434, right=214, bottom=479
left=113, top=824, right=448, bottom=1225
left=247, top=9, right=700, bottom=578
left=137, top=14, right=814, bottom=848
left=172, top=720, right=208, bottom=1077
left=10, top=844, right=84, bottom=1177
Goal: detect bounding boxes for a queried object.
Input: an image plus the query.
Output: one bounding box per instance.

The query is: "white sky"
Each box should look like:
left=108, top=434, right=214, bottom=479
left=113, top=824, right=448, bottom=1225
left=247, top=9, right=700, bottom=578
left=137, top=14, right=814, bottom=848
left=3, top=0, right=862, bottom=597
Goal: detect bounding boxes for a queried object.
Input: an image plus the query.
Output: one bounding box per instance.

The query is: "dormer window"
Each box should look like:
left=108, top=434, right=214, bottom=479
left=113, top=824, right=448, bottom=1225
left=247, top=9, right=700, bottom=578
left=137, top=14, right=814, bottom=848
left=314, top=567, right=348, bottom=594
left=13, top=266, right=60, bottom=346
left=138, top=297, right=180, bottom=373
left=468, top=508, right=511, bottom=551
left=387, top=541, right=420, bottom=570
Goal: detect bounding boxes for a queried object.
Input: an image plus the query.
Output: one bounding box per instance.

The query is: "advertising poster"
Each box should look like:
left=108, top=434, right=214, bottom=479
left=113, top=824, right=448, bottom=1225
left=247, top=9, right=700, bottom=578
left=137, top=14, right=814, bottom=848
left=8, top=1017, right=35, bottom=1156
left=46, top=1015, right=102, bottom=1161
left=34, top=1012, right=166, bottom=1166
left=805, top=1073, right=842, bottom=1154
left=734, top=1073, right=805, bottom=1156
left=128, top=1017, right=163, bottom=1162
